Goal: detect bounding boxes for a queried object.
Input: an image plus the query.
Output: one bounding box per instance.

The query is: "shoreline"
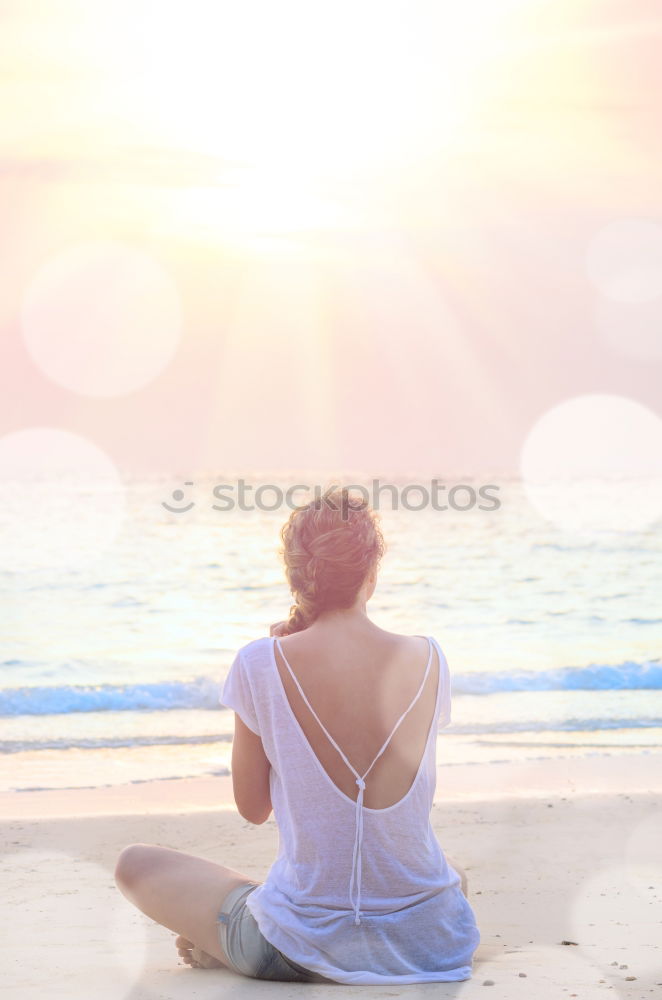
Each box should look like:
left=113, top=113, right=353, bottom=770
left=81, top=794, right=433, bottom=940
left=2, top=749, right=661, bottom=820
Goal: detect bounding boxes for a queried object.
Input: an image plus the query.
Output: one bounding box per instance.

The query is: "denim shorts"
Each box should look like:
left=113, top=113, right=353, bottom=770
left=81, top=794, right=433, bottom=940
left=216, top=881, right=335, bottom=983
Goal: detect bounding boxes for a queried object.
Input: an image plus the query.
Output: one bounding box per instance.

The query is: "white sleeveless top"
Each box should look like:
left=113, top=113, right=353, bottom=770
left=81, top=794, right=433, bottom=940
left=219, top=635, right=480, bottom=985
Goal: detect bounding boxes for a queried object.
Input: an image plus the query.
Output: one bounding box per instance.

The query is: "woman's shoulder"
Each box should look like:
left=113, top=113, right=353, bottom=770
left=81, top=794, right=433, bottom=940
left=235, top=635, right=274, bottom=667
left=378, top=631, right=447, bottom=669
left=366, top=627, right=441, bottom=650
left=383, top=629, right=438, bottom=644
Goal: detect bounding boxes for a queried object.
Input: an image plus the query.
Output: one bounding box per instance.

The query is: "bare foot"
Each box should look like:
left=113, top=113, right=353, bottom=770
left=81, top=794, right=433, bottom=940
left=175, top=934, right=225, bottom=969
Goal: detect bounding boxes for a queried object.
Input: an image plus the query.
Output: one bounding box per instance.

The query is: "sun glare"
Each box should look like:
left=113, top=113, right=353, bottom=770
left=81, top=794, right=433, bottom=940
left=83, top=0, right=530, bottom=238
left=166, top=167, right=352, bottom=247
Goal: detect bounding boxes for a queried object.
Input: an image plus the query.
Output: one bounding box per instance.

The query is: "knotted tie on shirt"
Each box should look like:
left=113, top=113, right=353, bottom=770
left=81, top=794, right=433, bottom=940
left=348, top=776, right=367, bottom=925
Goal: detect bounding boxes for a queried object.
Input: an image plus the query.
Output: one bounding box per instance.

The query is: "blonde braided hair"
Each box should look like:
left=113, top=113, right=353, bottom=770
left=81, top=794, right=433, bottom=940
left=278, top=486, right=385, bottom=635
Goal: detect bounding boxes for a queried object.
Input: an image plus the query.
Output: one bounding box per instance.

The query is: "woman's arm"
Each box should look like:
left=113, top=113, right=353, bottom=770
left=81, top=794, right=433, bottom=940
left=228, top=621, right=290, bottom=822
left=230, top=713, right=272, bottom=824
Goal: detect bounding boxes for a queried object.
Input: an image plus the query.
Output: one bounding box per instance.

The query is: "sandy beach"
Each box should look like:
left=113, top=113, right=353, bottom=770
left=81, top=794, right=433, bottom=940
left=2, top=752, right=660, bottom=1000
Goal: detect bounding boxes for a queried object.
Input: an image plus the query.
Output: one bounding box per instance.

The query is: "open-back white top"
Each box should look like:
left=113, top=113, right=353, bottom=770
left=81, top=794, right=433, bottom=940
left=219, top=635, right=480, bottom=985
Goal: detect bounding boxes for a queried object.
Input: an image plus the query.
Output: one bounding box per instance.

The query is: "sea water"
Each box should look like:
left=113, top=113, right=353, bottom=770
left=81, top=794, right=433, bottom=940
left=1, top=475, right=660, bottom=792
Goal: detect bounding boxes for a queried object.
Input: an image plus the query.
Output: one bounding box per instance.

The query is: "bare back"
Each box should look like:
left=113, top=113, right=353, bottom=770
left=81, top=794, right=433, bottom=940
left=273, top=627, right=440, bottom=810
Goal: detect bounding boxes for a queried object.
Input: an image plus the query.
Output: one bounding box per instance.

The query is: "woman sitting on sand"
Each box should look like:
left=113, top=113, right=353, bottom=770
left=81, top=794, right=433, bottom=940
left=114, top=486, right=481, bottom=984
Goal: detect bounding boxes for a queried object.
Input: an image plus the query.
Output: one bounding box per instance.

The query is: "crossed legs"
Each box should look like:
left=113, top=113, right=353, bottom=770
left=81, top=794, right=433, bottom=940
left=114, top=843, right=255, bottom=970
left=114, top=842, right=471, bottom=975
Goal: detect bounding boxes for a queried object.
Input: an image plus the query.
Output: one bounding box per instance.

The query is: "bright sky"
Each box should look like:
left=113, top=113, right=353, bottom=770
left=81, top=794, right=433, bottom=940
left=1, top=0, right=661, bottom=479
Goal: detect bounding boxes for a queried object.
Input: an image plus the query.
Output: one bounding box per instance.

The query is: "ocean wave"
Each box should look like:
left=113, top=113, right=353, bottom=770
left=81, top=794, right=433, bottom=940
left=0, top=677, right=221, bottom=716
left=452, top=660, right=662, bottom=694
left=0, top=660, right=660, bottom=717
left=2, top=718, right=660, bottom=754
left=0, top=733, right=232, bottom=753
left=446, top=718, right=662, bottom=734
